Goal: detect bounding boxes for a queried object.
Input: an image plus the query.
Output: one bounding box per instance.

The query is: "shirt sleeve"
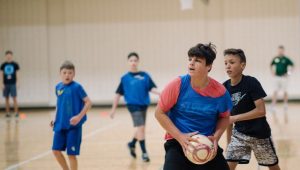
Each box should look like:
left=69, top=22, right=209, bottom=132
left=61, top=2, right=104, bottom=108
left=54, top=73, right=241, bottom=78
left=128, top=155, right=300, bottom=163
left=55, top=87, right=58, bottom=97
left=115, top=81, right=124, bottom=95
left=0, top=63, right=4, bottom=71
left=249, top=77, right=267, bottom=101
left=148, top=76, right=157, bottom=91
left=15, top=62, right=20, bottom=71
left=77, top=84, right=88, bottom=99
left=158, top=77, right=181, bottom=113
left=218, top=91, right=232, bottom=118
left=287, top=57, right=294, bottom=66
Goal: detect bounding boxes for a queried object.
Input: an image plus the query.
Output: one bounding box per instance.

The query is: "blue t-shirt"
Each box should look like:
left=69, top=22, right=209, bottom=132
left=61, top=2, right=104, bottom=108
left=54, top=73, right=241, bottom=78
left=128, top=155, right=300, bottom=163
left=54, top=81, right=87, bottom=131
left=168, top=75, right=232, bottom=136
left=116, top=72, right=156, bottom=108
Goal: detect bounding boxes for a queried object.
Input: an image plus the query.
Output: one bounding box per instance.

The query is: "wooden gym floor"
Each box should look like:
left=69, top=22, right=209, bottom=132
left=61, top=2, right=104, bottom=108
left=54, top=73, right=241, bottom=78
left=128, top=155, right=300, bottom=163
left=0, top=103, right=299, bottom=170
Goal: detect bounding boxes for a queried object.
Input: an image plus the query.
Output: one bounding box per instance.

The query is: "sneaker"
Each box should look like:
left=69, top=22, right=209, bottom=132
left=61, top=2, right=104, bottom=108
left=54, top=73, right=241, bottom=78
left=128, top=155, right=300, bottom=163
left=5, top=113, right=11, bottom=118
left=15, top=113, right=19, bottom=117
left=127, top=143, right=136, bottom=158
left=142, top=153, right=150, bottom=162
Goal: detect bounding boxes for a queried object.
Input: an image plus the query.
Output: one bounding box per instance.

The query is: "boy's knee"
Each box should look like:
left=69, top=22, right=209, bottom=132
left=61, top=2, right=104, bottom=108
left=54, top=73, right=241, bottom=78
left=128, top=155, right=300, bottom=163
left=53, top=150, right=62, bottom=156
left=68, top=155, right=77, bottom=161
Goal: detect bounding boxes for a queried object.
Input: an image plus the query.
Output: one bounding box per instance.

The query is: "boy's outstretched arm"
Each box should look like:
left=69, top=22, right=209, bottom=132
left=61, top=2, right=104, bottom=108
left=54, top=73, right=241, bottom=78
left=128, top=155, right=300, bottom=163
left=70, top=97, right=92, bottom=125
left=207, top=115, right=229, bottom=157
left=230, top=98, right=266, bottom=124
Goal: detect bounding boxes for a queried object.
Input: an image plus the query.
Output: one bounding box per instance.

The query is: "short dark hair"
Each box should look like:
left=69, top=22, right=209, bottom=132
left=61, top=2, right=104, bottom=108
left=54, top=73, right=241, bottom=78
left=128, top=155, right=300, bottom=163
left=60, top=60, right=75, bottom=71
left=188, top=43, right=216, bottom=65
left=224, top=48, right=246, bottom=63
left=278, top=45, right=284, bottom=49
left=5, top=50, right=13, bottom=55
left=127, top=52, right=139, bottom=60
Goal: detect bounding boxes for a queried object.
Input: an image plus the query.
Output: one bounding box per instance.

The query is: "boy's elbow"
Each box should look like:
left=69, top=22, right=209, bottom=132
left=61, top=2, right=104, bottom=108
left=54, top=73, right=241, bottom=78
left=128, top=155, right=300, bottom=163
left=154, top=106, right=164, bottom=120
left=258, top=109, right=266, bottom=117
left=86, top=99, right=92, bottom=109
left=88, top=100, right=92, bottom=108
left=154, top=110, right=159, bottom=120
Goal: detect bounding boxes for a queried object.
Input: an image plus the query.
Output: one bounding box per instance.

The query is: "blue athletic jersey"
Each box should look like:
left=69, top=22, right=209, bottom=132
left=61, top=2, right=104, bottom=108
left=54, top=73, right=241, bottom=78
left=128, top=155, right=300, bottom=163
left=54, top=81, right=87, bottom=131
left=168, top=75, right=232, bottom=136
left=116, top=71, right=156, bottom=106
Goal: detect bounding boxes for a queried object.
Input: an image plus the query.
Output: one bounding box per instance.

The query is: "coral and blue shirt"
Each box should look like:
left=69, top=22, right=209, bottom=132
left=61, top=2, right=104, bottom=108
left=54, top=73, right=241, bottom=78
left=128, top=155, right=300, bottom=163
left=159, top=74, right=232, bottom=140
left=54, top=81, right=87, bottom=132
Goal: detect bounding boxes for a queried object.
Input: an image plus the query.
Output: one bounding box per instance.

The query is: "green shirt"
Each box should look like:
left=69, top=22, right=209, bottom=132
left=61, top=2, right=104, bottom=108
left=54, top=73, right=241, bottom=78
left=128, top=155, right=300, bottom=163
left=271, top=56, right=294, bottom=76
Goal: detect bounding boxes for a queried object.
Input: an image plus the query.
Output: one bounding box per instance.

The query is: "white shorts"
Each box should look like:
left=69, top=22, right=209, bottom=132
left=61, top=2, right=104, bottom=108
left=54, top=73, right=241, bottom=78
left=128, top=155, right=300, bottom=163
left=274, top=76, right=288, bottom=91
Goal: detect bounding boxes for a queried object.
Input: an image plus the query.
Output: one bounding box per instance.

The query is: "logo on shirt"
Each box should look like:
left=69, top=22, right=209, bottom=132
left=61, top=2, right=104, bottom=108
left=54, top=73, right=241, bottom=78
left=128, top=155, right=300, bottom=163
left=4, top=65, right=14, bottom=78
left=57, top=90, right=64, bottom=96
left=134, top=75, right=145, bottom=80
left=231, top=92, right=246, bottom=106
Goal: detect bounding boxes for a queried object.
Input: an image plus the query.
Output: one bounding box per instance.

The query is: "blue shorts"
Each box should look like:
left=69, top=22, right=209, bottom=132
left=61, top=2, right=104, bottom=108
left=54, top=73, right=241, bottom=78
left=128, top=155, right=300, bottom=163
left=52, top=127, right=82, bottom=155
left=3, top=84, right=17, bottom=97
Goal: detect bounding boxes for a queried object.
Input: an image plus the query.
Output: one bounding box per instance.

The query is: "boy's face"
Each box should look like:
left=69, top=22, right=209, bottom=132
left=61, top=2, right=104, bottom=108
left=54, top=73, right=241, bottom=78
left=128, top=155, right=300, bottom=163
left=278, top=48, right=285, bottom=56
left=60, top=68, right=75, bottom=84
left=5, top=54, right=13, bottom=62
left=188, top=56, right=211, bottom=77
left=128, top=56, right=139, bottom=70
left=224, top=54, right=245, bottom=78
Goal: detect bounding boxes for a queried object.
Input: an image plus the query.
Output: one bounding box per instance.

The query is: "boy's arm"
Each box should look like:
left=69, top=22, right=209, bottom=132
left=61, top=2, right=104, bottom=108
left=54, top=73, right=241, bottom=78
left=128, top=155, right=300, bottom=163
left=287, top=65, right=294, bottom=76
left=212, top=116, right=230, bottom=143
left=226, top=124, right=233, bottom=145
left=16, top=70, right=19, bottom=88
left=50, top=109, right=56, bottom=127
left=150, top=88, right=160, bottom=96
left=109, top=94, right=121, bottom=119
left=155, top=105, right=198, bottom=155
left=230, top=98, right=265, bottom=124
left=0, top=70, right=3, bottom=89
left=207, top=115, right=229, bottom=157
left=70, top=96, right=92, bottom=125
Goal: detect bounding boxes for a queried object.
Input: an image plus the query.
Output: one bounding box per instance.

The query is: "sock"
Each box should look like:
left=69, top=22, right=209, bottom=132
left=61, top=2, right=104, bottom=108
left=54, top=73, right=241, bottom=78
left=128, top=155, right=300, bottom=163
left=129, top=138, right=137, bottom=147
left=139, top=140, right=147, bottom=153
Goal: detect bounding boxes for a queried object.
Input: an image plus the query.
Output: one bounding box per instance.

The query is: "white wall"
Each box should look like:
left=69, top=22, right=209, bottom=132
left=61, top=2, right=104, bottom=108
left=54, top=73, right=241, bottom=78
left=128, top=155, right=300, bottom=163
left=0, top=0, right=299, bottom=107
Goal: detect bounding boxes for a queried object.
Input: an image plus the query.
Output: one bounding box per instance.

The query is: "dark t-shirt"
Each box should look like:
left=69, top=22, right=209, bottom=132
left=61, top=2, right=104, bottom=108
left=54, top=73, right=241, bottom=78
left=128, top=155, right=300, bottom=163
left=223, top=75, right=271, bottom=139
left=0, top=61, right=20, bottom=84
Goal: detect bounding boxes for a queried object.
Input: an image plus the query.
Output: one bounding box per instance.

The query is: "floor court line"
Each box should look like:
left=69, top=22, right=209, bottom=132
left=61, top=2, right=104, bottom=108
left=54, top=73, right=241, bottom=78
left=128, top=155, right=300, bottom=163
left=4, top=121, right=121, bottom=170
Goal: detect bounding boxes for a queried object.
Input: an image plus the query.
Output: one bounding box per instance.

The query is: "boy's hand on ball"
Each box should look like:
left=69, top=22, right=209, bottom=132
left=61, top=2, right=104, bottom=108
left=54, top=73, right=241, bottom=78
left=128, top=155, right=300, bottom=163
left=177, top=131, right=198, bottom=156
left=207, top=135, right=218, bottom=159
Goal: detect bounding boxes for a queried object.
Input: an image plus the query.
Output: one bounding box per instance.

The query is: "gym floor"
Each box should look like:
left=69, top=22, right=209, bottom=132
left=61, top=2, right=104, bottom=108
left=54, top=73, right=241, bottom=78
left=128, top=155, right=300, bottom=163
left=1, top=103, right=299, bottom=170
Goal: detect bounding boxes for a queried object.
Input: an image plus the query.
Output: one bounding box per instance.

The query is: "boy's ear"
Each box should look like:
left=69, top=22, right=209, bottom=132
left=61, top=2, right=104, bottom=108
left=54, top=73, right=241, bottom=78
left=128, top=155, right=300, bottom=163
left=241, top=62, right=246, bottom=70
left=207, top=64, right=212, bottom=72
